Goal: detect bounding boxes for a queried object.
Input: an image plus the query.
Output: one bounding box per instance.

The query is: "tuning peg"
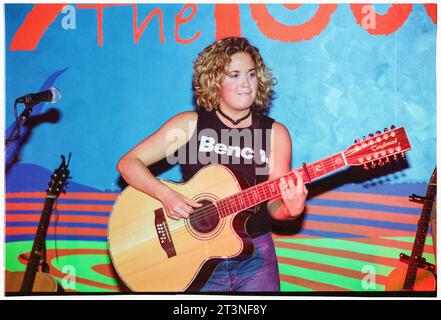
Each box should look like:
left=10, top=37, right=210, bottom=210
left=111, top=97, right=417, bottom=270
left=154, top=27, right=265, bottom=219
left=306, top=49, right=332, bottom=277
left=384, top=156, right=390, bottom=164
left=354, top=139, right=360, bottom=144
left=384, top=128, right=388, bottom=132
left=393, top=154, right=399, bottom=161
left=363, top=163, right=369, bottom=170
left=368, top=133, right=374, bottom=138
left=362, top=136, right=367, bottom=141
left=401, top=152, right=406, bottom=159
left=375, top=130, right=381, bottom=136
left=371, top=161, right=376, bottom=169
left=378, top=159, right=384, bottom=166
left=390, top=125, right=396, bottom=130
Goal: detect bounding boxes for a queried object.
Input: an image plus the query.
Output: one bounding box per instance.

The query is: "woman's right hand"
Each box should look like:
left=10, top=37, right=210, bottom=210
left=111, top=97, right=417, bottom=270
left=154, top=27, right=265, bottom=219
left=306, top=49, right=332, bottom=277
left=158, top=187, right=203, bottom=220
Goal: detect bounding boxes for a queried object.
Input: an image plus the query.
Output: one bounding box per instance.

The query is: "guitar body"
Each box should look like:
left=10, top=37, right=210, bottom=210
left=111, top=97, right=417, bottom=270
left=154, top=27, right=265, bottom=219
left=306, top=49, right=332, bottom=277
left=385, top=263, right=436, bottom=291
left=5, top=271, right=58, bottom=293
left=5, top=155, right=70, bottom=294
left=108, top=164, right=254, bottom=292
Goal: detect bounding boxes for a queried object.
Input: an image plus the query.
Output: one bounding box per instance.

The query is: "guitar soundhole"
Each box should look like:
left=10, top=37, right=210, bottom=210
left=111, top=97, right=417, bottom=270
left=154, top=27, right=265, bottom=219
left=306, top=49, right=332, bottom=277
left=189, top=200, right=219, bottom=234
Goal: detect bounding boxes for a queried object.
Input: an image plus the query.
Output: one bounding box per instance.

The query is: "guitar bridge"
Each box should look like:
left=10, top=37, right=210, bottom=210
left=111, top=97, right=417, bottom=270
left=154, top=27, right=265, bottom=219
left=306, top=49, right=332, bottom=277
left=154, top=208, right=176, bottom=258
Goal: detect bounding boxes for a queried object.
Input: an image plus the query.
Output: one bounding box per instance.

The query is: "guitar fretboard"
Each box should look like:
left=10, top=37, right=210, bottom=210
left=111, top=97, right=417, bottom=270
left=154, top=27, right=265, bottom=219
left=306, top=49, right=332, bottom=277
left=20, top=196, right=57, bottom=292
left=217, top=153, right=346, bottom=217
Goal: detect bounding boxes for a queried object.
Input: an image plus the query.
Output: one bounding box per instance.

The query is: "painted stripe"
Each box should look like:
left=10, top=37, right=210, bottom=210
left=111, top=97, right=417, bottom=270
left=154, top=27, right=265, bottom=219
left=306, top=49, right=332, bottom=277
left=347, top=237, right=434, bottom=254
left=6, top=235, right=107, bottom=242
left=6, top=203, right=113, bottom=212
left=6, top=227, right=107, bottom=236
left=274, top=240, right=400, bottom=267
left=280, top=280, right=314, bottom=292
left=6, top=210, right=110, bottom=217
left=279, top=273, right=350, bottom=292
left=6, top=198, right=116, bottom=205
left=303, top=220, right=416, bottom=237
left=307, top=198, right=421, bottom=215
left=275, top=237, right=435, bottom=260
left=278, top=256, right=388, bottom=285
left=305, top=214, right=420, bottom=232
left=6, top=214, right=109, bottom=224
left=314, top=191, right=423, bottom=208
left=278, top=258, right=385, bottom=291
left=306, top=204, right=419, bottom=224
left=6, top=192, right=118, bottom=200
left=295, top=229, right=363, bottom=238
left=92, top=264, right=119, bottom=279
left=276, top=246, right=393, bottom=278
left=6, top=222, right=108, bottom=228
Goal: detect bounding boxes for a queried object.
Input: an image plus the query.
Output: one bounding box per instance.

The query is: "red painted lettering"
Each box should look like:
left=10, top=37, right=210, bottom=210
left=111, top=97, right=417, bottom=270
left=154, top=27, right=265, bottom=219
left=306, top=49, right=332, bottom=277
left=77, top=4, right=127, bottom=46
left=9, top=4, right=66, bottom=51
left=174, top=4, right=201, bottom=44
left=249, top=4, right=337, bottom=42
left=424, top=4, right=437, bottom=24
left=133, top=5, right=164, bottom=44
left=214, top=4, right=242, bottom=40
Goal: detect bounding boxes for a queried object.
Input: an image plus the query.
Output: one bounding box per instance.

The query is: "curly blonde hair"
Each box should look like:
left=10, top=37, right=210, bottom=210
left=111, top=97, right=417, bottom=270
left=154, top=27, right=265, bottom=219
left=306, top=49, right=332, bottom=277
left=192, top=37, right=275, bottom=113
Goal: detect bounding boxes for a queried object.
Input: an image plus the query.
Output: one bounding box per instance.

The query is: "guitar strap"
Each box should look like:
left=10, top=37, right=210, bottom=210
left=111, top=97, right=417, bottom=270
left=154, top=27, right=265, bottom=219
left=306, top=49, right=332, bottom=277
left=252, top=111, right=264, bottom=214
left=40, top=243, right=50, bottom=273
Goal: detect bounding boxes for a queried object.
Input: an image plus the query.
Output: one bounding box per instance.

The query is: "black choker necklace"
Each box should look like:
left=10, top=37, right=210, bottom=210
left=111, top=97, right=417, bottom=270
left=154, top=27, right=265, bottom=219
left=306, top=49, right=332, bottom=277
left=217, top=108, right=251, bottom=125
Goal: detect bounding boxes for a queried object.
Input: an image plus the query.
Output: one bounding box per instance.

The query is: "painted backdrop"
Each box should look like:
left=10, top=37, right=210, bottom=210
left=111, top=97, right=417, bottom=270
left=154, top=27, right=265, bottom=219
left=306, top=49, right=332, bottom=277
left=4, top=3, right=437, bottom=292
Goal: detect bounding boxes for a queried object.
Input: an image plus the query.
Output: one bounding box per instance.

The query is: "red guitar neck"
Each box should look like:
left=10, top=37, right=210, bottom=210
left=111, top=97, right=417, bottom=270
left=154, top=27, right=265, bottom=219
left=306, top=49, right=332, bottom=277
left=217, top=153, right=346, bottom=217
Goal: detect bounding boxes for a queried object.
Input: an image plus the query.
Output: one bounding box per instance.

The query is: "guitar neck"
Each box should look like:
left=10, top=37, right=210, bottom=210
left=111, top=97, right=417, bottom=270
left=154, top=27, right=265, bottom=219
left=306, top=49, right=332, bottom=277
left=217, top=153, right=346, bottom=217
left=20, top=196, right=57, bottom=292
left=403, top=170, right=436, bottom=290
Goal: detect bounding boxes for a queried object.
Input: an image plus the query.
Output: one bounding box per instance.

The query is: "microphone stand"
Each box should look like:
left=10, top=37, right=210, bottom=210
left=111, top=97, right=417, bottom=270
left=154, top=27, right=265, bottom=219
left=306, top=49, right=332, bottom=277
left=5, top=100, right=36, bottom=152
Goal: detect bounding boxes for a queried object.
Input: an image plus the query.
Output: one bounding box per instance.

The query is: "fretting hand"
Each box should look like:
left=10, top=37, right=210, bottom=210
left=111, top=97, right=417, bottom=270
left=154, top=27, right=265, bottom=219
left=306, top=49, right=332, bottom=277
left=279, top=170, right=308, bottom=218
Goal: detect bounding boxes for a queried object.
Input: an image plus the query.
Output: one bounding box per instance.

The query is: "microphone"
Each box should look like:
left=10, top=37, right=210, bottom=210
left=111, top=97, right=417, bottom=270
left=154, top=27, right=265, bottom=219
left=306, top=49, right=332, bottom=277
left=16, top=87, right=62, bottom=105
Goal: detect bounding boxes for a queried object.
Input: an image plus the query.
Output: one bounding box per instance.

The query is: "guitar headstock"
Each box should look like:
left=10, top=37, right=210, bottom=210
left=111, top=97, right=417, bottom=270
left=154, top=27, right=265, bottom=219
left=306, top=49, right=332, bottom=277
left=344, top=126, right=411, bottom=168
left=47, top=153, right=71, bottom=197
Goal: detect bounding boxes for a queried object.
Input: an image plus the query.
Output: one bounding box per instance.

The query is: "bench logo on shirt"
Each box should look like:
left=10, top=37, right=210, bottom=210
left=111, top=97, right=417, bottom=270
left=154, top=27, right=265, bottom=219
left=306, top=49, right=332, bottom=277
left=166, top=124, right=272, bottom=175
left=199, top=135, right=268, bottom=164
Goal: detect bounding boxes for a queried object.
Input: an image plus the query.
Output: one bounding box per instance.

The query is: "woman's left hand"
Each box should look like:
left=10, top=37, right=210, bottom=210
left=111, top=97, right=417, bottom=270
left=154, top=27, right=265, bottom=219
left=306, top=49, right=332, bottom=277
left=279, top=170, right=308, bottom=218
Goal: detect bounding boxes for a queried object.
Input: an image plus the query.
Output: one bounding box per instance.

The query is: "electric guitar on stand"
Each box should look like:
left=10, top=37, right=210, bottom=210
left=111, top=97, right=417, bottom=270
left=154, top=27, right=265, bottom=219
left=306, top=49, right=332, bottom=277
left=5, top=154, right=71, bottom=293
left=108, top=126, right=412, bottom=292
left=386, top=168, right=437, bottom=292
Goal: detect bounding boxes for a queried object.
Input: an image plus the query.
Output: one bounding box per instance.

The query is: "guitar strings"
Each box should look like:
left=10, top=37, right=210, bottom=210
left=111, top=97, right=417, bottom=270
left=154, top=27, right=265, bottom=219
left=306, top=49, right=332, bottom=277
left=166, top=156, right=346, bottom=231
left=165, top=166, right=310, bottom=234
left=164, top=147, right=401, bottom=235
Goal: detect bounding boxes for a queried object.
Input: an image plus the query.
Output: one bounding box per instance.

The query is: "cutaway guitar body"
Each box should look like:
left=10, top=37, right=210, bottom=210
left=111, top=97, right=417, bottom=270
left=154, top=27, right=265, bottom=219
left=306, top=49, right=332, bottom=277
left=108, top=165, right=254, bottom=292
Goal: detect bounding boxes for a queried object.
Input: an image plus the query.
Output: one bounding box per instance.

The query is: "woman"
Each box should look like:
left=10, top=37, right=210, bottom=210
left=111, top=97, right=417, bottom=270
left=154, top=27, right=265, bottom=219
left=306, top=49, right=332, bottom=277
left=117, top=37, right=308, bottom=292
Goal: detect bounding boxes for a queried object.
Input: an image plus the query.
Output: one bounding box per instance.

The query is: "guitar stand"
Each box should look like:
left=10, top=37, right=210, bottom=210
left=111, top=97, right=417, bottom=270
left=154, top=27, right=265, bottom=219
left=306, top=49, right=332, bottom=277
left=399, top=253, right=437, bottom=275
left=40, top=245, right=50, bottom=273
left=409, top=193, right=434, bottom=202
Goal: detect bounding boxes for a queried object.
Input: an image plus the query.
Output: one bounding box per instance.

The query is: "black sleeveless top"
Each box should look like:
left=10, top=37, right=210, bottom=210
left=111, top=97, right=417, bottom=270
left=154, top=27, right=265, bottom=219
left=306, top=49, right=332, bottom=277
left=179, top=108, right=275, bottom=238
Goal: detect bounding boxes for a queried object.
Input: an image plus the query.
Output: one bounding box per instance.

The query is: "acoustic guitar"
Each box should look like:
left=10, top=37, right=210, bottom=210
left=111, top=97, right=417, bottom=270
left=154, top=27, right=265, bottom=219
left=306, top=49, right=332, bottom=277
left=385, top=168, right=436, bottom=291
left=5, top=155, right=71, bottom=293
left=108, top=126, right=411, bottom=292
